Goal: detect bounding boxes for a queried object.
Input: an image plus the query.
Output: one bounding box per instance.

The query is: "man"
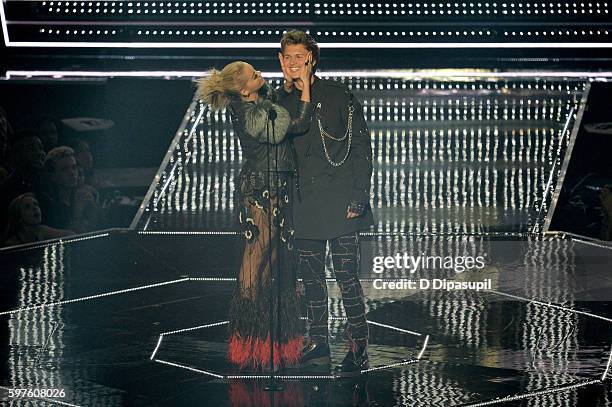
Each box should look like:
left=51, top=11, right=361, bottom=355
left=38, top=146, right=100, bottom=233
left=277, top=30, right=374, bottom=377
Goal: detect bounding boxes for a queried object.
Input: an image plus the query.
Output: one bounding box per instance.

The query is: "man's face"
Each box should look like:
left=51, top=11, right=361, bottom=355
left=282, top=44, right=313, bottom=80
left=53, top=155, right=78, bottom=188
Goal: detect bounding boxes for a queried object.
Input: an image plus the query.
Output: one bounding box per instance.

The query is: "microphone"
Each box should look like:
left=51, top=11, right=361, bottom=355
left=268, top=107, right=277, bottom=121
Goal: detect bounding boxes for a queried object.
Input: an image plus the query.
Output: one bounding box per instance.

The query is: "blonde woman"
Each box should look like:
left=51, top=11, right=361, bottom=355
left=3, top=193, right=74, bottom=247
left=197, top=58, right=312, bottom=372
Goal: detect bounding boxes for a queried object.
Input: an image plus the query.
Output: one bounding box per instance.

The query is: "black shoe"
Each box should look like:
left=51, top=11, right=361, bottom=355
left=300, top=340, right=331, bottom=367
left=334, top=346, right=368, bottom=378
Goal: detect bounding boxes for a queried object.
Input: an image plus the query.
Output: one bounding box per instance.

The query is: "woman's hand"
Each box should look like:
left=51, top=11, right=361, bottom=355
left=299, top=52, right=313, bottom=86
left=278, top=52, right=293, bottom=92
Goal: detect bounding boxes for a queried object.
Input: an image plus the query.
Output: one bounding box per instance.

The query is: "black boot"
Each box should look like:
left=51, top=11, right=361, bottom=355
left=300, top=340, right=331, bottom=367
left=334, top=345, right=368, bottom=377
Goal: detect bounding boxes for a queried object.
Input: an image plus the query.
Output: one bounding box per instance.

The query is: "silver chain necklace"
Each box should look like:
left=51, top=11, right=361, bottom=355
left=317, top=102, right=354, bottom=167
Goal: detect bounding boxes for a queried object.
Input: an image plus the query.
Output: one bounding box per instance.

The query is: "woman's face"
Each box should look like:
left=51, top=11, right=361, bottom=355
left=240, top=64, right=265, bottom=97
left=20, top=196, right=42, bottom=226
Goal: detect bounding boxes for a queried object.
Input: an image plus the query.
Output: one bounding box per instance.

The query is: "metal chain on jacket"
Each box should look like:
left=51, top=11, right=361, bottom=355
left=317, top=102, right=354, bottom=167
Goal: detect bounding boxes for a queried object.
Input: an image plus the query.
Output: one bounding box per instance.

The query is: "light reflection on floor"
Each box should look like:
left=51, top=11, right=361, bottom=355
left=0, top=233, right=610, bottom=406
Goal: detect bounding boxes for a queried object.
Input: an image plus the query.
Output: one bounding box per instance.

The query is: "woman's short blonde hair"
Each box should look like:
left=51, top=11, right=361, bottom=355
left=195, top=61, right=248, bottom=111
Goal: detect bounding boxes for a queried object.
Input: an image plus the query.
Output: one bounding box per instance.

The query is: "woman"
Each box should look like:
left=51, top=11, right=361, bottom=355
left=197, top=57, right=313, bottom=371
left=3, top=193, right=74, bottom=247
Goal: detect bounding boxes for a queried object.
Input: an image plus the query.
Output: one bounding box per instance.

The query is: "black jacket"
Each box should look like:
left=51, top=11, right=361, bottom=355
left=228, top=84, right=313, bottom=173
left=278, top=77, right=374, bottom=240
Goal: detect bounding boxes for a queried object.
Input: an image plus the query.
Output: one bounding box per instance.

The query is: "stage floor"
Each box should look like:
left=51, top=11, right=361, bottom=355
left=0, top=233, right=610, bottom=406
left=0, top=74, right=610, bottom=406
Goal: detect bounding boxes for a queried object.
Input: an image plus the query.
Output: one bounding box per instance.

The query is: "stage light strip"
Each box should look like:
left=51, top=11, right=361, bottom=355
left=602, top=345, right=612, bottom=381
left=161, top=321, right=229, bottom=336
left=571, top=237, right=612, bottom=250
left=138, top=231, right=240, bottom=235
left=5, top=70, right=612, bottom=80
left=533, top=106, right=575, bottom=234
left=367, top=320, right=422, bottom=336
left=151, top=105, right=205, bottom=207
left=188, top=277, right=237, bottom=281
left=0, top=1, right=8, bottom=47
left=361, top=358, right=419, bottom=373
left=0, top=386, right=82, bottom=407
left=489, top=290, right=612, bottom=323
left=154, top=359, right=225, bottom=379
left=150, top=336, right=164, bottom=361
left=5, top=41, right=612, bottom=49
left=274, top=375, right=336, bottom=379
left=0, top=278, right=190, bottom=316
left=226, top=374, right=336, bottom=379
left=417, top=335, right=430, bottom=360
left=462, top=378, right=602, bottom=406
left=0, top=232, right=111, bottom=253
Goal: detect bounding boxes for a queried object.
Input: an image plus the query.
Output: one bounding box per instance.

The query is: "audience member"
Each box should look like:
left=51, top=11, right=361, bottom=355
left=3, top=193, right=74, bottom=247
left=37, top=117, right=60, bottom=153
left=0, top=131, right=46, bottom=230
left=69, top=137, right=107, bottom=190
left=39, top=146, right=101, bottom=233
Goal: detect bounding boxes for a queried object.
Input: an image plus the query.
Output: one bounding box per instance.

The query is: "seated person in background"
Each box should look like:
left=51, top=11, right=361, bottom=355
left=38, top=146, right=101, bottom=234
left=0, top=131, right=46, bottom=230
left=68, top=137, right=107, bottom=190
left=3, top=193, right=74, bottom=247
left=36, top=116, right=60, bottom=153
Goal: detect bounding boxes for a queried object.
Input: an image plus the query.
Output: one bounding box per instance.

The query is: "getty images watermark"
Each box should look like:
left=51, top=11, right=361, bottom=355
left=372, top=253, right=492, bottom=291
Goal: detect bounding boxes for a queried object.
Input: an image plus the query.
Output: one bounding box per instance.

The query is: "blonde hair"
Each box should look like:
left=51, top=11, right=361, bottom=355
left=4, top=193, right=38, bottom=242
left=196, top=61, right=248, bottom=111
left=44, top=146, right=75, bottom=173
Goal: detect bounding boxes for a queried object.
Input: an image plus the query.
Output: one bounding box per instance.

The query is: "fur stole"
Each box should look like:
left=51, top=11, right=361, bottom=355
left=243, top=83, right=291, bottom=144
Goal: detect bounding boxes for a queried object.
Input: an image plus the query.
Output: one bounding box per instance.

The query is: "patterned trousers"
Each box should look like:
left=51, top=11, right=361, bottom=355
left=296, top=232, right=369, bottom=348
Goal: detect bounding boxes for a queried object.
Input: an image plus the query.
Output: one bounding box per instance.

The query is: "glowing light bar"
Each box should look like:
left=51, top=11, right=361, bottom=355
left=154, top=359, right=225, bottom=379
left=463, top=379, right=602, bottom=406
left=4, top=41, right=612, bottom=49
left=161, top=321, right=229, bottom=336
left=0, top=277, right=190, bottom=316
left=361, top=358, right=419, bottom=373
left=417, top=335, right=430, bottom=360
left=150, top=336, right=164, bottom=360
left=367, top=320, right=422, bottom=336
left=602, top=346, right=612, bottom=381
left=6, top=70, right=612, bottom=80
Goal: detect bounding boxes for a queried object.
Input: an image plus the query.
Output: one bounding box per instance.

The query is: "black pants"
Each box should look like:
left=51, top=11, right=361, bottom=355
left=296, top=232, right=368, bottom=348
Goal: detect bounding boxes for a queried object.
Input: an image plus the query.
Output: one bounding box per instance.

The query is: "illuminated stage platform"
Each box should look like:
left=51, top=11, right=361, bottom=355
left=0, top=232, right=610, bottom=406
left=0, top=72, right=610, bottom=406
left=2, top=2, right=612, bottom=404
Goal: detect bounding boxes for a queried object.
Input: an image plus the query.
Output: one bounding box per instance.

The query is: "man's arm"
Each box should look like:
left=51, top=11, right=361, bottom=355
left=346, top=90, right=372, bottom=215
